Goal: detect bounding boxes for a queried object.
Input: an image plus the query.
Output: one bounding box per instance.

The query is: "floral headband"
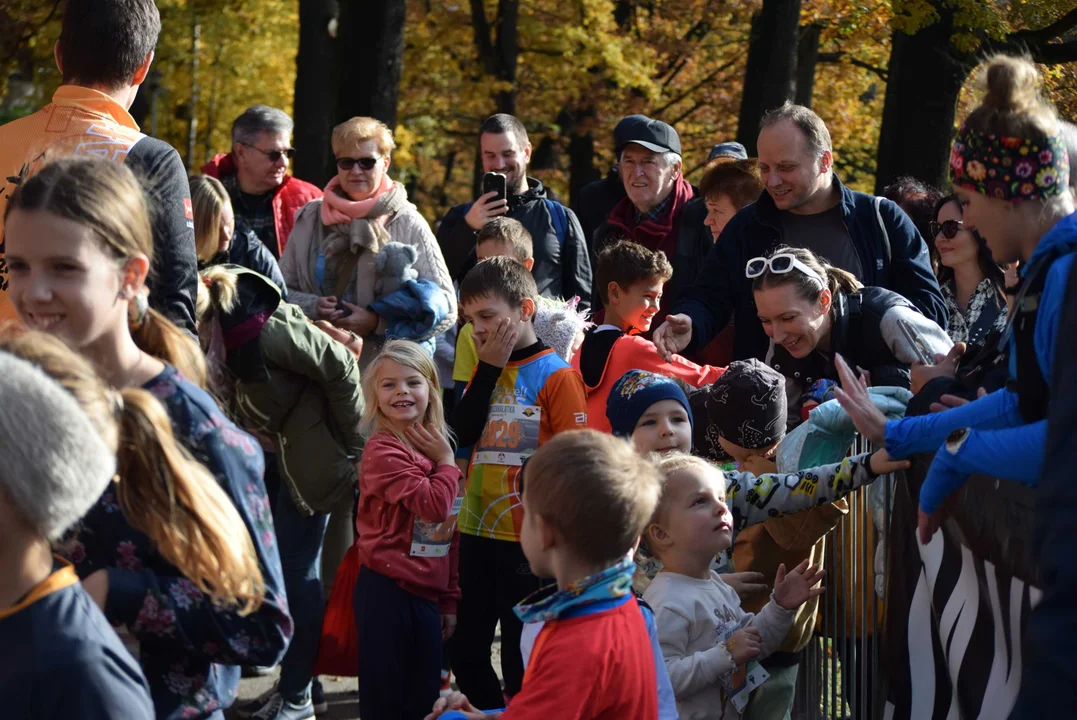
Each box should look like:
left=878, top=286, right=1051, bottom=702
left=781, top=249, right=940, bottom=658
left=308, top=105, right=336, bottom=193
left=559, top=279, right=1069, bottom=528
left=949, top=124, right=1069, bottom=202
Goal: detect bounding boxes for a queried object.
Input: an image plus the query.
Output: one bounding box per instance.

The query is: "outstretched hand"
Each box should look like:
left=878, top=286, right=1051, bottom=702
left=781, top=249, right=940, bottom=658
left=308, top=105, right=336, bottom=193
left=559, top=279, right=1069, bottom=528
left=773, top=559, right=826, bottom=610
left=424, top=692, right=491, bottom=720
left=869, top=448, right=911, bottom=476
left=833, top=354, right=887, bottom=446
left=652, top=314, right=693, bottom=361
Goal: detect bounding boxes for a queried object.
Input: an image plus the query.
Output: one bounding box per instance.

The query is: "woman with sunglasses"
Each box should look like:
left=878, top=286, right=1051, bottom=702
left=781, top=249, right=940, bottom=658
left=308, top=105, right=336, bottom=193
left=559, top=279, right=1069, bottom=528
left=750, top=246, right=952, bottom=422
left=930, top=195, right=1008, bottom=346
left=280, top=116, right=456, bottom=368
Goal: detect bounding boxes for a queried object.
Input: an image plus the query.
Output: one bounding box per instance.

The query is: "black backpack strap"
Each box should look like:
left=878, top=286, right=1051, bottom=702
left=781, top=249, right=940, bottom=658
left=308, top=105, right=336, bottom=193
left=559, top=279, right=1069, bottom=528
left=1006, top=251, right=1061, bottom=422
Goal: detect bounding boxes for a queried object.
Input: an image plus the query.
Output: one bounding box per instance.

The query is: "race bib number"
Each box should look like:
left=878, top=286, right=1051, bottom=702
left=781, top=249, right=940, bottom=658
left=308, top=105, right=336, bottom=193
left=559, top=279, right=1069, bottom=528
left=472, top=402, right=541, bottom=467
left=411, top=495, right=464, bottom=557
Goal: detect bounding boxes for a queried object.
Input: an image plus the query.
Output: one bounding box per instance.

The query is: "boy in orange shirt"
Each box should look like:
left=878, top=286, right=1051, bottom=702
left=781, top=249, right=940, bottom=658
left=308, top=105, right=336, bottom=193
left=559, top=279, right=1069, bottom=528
left=449, top=257, right=589, bottom=708
left=428, top=430, right=661, bottom=720
left=573, top=240, right=725, bottom=433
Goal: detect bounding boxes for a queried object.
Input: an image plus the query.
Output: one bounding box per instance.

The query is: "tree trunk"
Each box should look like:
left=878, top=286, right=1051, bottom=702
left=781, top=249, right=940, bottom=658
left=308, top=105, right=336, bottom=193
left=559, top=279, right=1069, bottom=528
left=293, top=0, right=339, bottom=185
left=336, top=0, right=406, bottom=127
left=468, top=0, right=521, bottom=195
left=736, top=0, right=802, bottom=155
left=874, top=5, right=967, bottom=193
left=186, top=16, right=200, bottom=170
left=795, top=23, right=821, bottom=108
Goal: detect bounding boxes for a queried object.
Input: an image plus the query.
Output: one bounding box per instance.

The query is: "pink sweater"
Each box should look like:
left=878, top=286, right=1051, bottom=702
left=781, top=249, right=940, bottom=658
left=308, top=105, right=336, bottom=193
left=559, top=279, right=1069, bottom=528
left=356, top=432, right=464, bottom=613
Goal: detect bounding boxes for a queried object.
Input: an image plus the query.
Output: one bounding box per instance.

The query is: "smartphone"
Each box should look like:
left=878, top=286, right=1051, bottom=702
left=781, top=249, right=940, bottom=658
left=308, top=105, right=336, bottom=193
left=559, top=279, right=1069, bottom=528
left=335, top=298, right=353, bottom=319
left=482, top=172, right=508, bottom=204
left=896, top=318, right=934, bottom=366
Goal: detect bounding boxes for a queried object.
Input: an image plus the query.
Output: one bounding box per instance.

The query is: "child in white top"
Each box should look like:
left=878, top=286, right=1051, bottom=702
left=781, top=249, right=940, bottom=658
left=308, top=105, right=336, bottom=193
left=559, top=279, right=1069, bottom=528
left=642, top=453, right=825, bottom=720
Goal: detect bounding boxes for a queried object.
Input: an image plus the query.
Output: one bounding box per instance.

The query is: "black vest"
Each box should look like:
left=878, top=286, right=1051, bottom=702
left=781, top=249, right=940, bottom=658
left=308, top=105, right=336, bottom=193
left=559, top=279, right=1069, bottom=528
left=768, top=287, right=916, bottom=389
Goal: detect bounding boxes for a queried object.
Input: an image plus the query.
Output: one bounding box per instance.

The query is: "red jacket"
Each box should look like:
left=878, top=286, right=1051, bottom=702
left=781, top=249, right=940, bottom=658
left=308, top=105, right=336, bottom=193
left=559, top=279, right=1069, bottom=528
left=572, top=330, right=725, bottom=434
left=356, top=432, right=464, bottom=613
left=201, top=153, right=322, bottom=257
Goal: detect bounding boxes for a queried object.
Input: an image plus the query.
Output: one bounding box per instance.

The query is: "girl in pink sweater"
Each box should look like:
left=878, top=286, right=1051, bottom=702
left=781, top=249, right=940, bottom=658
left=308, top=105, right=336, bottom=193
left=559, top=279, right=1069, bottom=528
left=354, top=340, right=464, bottom=720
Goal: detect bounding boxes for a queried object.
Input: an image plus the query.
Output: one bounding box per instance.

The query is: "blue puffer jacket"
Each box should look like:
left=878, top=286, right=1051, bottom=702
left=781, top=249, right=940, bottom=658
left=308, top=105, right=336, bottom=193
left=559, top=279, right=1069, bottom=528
left=883, top=212, right=1077, bottom=511
left=674, top=175, right=947, bottom=361
left=370, top=278, right=453, bottom=355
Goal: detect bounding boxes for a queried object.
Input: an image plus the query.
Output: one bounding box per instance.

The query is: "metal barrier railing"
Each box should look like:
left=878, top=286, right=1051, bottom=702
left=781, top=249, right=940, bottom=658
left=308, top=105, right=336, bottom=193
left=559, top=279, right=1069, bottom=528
left=792, top=434, right=889, bottom=720
left=787, top=435, right=1040, bottom=720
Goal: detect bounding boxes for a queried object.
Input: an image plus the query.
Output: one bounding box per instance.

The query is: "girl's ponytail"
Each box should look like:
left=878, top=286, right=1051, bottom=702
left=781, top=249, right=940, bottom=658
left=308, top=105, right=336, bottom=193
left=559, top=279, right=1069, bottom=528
left=0, top=329, right=264, bottom=614
left=195, top=266, right=240, bottom=407
left=131, top=304, right=209, bottom=390
left=114, top=386, right=265, bottom=615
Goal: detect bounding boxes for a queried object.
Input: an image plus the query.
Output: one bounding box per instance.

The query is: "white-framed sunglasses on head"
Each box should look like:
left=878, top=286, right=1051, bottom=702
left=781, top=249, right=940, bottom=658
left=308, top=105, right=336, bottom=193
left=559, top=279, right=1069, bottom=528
left=745, top=253, right=826, bottom=289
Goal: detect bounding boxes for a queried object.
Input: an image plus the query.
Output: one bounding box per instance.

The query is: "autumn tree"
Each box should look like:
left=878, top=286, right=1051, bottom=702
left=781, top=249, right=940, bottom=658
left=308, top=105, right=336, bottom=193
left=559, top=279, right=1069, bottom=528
left=876, top=1, right=1077, bottom=193
left=293, top=0, right=338, bottom=184
left=736, top=0, right=802, bottom=155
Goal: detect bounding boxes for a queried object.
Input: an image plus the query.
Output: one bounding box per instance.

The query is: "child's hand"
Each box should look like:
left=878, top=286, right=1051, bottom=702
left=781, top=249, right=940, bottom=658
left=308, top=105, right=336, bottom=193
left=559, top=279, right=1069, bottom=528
left=406, top=423, right=455, bottom=467
left=740, top=455, right=777, bottom=476
left=869, top=448, right=911, bottom=476
left=425, top=692, right=490, bottom=720
left=442, top=613, right=457, bottom=641
left=726, top=626, right=762, bottom=665
left=475, top=317, right=518, bottom=368
left=722, top=571, right=768, bottom=600
left=773, top=559, right=826, bottom=610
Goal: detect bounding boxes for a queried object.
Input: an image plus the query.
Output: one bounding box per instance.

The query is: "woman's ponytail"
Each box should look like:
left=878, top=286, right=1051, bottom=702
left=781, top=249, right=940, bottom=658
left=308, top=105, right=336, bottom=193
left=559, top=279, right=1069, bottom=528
left=131, top=306, right=209, bottom=389
left=114, top=386, right=265, bottom=615
left=195, top=266, right=240, bottom=407
left=820, top=261, right=862, bottom=296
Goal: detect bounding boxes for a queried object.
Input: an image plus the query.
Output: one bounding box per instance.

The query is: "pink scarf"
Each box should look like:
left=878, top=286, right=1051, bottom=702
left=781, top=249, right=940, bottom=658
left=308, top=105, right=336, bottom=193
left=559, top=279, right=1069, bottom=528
left=320, top=173, right=395, bottom=226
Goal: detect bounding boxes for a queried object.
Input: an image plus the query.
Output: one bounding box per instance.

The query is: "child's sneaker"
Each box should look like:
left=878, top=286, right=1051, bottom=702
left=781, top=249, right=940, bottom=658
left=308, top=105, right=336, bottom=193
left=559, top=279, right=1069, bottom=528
left=249, top=692, right=315, bottom=720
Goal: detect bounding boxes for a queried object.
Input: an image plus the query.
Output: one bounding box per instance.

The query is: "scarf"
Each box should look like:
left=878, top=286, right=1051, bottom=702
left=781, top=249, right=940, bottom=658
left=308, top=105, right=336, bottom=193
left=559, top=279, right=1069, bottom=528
left=949, top=124, right=1069, bottom=202
left=514, top=556, right=635, bottom=624
left=319, top=175, right=410, bottom=258
left=605, top=174, right=695, bottom=257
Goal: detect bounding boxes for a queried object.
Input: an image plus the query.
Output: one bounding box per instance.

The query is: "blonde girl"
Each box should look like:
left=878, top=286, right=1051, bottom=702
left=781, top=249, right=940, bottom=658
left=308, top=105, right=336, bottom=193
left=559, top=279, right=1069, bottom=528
left=2, top=157, right=291, bottom=720
left=189, top=174, right=287, bottom=296
left=354, top=340, right=464, bottom=719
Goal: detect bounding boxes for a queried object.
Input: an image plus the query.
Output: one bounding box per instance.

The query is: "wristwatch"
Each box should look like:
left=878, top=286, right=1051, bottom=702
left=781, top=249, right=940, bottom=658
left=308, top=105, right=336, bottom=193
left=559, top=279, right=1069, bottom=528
left=945, top=428, right=970, bottom=454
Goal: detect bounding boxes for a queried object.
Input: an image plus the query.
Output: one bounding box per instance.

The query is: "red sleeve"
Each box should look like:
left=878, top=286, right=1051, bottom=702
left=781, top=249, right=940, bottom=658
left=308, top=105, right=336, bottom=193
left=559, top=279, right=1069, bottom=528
left=538, top=368, right=590, bottom=441
left=501, top=626, right=600, bottom=720
left=618, top=334, right=725, bottom=388
left=362, top=434, right=461, bottom=524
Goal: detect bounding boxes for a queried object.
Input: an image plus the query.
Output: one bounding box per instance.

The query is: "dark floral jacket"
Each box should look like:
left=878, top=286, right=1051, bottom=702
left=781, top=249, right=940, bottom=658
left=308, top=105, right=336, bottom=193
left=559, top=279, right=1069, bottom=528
left=66, top=365, right=292, bottom=719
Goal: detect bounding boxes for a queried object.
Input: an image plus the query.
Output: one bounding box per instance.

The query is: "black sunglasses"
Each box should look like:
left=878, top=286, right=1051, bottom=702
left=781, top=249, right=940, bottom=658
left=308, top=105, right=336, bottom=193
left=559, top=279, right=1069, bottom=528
left=240, top=143, right=295, bottom=162
left=336, top=156, right=380, bottom=171
left=930, top=219, right=964, bottom=240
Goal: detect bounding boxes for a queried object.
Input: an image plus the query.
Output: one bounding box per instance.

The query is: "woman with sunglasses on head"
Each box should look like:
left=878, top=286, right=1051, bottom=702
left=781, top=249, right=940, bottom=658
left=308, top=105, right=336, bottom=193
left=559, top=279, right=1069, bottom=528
left=751, top=245, right=952, bottom=423
left=930, top=195, right=1008, bottom=346
left=833, top=55, right=1074, bottom=544
left=281, top=116, right=456, bottom=369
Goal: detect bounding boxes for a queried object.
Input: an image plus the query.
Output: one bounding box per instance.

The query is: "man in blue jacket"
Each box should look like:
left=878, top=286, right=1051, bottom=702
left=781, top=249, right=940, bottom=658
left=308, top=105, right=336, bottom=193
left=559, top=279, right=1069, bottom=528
left=653, top=102, right=945, bottom=362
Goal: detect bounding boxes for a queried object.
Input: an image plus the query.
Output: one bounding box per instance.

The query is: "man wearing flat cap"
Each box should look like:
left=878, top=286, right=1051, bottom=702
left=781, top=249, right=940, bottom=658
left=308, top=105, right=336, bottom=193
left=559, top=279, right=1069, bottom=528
left=590, top=115, right=713, bottom=330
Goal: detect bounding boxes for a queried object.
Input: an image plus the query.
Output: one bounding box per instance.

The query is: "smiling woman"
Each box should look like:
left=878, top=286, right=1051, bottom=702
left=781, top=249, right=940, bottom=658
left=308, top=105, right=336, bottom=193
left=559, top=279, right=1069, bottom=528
left=751, top=246, right=952, bottom=424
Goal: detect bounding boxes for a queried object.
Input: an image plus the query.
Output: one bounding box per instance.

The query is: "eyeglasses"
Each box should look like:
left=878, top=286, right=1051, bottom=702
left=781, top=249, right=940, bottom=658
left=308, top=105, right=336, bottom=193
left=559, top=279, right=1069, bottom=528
left=336, top=156, right=381, bottom=171
left=240, top=143, right=295, bottom=162
left=745, top=253, right=826, bottom=288
left=929, top=219, right=964, bottom=240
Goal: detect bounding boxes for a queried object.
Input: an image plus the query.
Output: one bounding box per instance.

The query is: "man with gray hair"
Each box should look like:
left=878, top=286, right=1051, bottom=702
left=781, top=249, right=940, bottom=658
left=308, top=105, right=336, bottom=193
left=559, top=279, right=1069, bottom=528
left=655, top=101, right=946, bottom=363
left=590, top=114, right=713, bottom=330
left=202, top=105, right=321, bottom=258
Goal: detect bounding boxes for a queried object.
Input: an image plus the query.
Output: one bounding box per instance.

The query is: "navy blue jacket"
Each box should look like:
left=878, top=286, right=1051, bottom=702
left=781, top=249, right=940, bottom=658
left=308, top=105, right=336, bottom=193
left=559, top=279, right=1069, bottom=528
left=202, top=220, right=288, bottom=300
left=674, top=175, right=947, bottom=360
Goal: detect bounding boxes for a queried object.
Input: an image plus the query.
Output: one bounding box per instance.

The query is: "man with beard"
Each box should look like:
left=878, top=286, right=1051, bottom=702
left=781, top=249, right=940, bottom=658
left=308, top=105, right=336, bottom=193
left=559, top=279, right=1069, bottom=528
left=437, top=114, right=593, bottom=310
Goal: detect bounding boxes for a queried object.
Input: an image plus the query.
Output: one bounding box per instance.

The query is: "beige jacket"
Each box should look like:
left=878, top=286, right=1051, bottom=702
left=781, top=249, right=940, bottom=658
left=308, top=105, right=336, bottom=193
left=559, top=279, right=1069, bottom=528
left=280, top=196, right=457, bottom=365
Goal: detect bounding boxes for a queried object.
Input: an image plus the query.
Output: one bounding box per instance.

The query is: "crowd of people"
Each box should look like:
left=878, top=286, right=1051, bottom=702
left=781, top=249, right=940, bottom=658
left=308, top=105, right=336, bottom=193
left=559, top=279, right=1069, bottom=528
left=1, top=1, right=1076, bottom=720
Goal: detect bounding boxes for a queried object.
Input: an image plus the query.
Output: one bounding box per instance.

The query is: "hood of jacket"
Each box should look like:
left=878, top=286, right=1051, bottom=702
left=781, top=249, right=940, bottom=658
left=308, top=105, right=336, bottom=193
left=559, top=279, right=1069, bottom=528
left=534, top=295, right=592, bottom=362
left=1026, top=211, right=1077, bottom=269
left=508, top=177, right=550, bottom=210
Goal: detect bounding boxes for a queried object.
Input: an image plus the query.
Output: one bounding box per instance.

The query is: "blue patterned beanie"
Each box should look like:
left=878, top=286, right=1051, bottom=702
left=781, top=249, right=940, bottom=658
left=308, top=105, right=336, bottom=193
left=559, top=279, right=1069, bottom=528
left=606, top=370, right=693, bottom=438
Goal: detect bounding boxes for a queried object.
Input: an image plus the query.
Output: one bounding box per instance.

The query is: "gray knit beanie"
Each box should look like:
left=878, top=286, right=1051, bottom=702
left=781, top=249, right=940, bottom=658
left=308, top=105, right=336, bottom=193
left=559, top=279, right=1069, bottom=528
left=0, top=352, right=116, bottom=540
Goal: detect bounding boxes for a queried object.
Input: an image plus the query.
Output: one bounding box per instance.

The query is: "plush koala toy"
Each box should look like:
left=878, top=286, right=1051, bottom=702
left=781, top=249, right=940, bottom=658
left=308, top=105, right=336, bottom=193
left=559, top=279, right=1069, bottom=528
left=374, top=242, right=419, bottom=298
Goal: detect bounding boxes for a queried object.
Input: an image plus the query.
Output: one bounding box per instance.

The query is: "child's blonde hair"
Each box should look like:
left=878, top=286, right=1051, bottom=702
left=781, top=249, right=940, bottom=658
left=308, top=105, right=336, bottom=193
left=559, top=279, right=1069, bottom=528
left=360, top=340, right=452, bottom=447
left=0, top=329, right=265, bottom=614
left=525, top=429, right=661, bottom=567
left=651, top=452, right=726, bottom=526
left=189, top=174, right=231, bottom=263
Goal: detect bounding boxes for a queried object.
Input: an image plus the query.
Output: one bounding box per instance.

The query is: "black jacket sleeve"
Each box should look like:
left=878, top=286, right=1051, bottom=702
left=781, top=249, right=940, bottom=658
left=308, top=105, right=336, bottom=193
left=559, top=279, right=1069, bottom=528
left=125, top=137, right=198, bottom=335
left=436, top=204, right=480, bottom=283
left=450, top=361, right=501, bottom=447
left=879, top=198, right=948, bottom=329
left=672, top=209, right=745, bottom=354
left=561, top=207, right=593, bottom=311
left=231, top=222, right=288, bottom=300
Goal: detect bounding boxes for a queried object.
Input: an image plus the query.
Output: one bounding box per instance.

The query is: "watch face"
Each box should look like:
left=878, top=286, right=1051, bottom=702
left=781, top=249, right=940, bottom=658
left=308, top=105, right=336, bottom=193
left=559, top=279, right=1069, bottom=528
left=946, top=428, right=968, bottom=444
